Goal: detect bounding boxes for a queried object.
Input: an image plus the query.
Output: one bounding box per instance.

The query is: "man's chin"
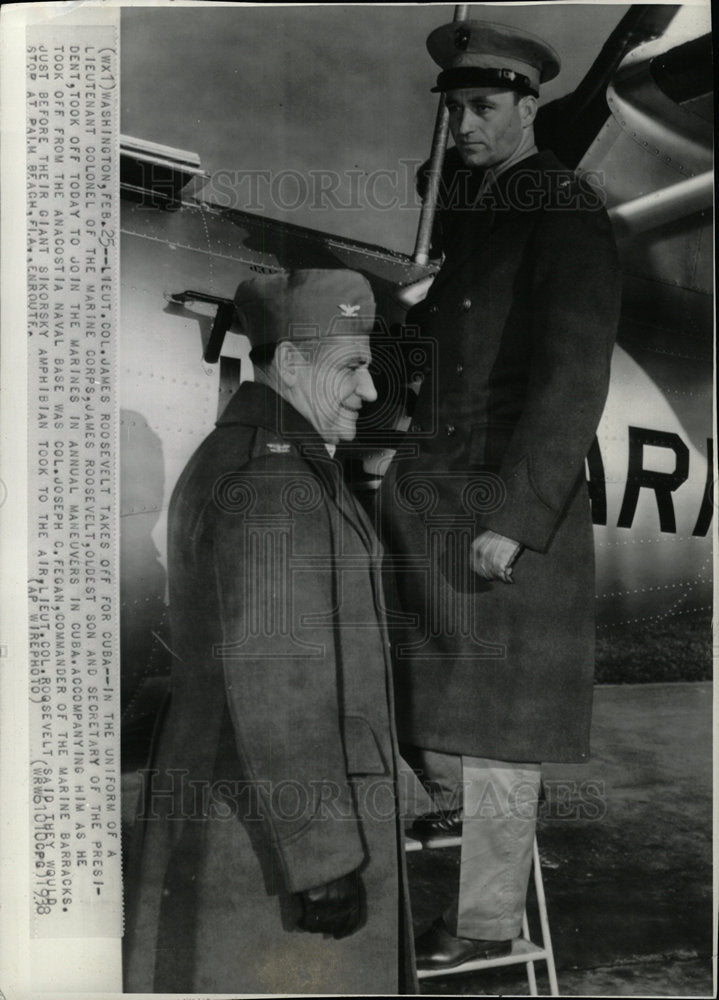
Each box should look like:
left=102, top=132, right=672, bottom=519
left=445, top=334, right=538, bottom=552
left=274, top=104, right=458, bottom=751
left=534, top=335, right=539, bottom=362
left=457, top=148, right=490, bottom=169
left=317, top=423, right=357, bottom=444
left=335, top=410, right=360, bottom=441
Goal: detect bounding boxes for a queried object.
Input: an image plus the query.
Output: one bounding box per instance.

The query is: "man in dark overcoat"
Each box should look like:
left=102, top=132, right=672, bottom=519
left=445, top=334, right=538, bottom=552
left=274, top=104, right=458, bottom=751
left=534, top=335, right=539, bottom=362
left=379, top=21, right=622, bottom=969
left=123, top=270, right=417, bottom=993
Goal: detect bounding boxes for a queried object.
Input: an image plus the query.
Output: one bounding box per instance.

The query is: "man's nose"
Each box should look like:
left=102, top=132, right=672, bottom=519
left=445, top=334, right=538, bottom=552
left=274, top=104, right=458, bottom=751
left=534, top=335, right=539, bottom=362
left=356, top=368, right=377, bottom=404
left=457, top=107, right=475, bottom=135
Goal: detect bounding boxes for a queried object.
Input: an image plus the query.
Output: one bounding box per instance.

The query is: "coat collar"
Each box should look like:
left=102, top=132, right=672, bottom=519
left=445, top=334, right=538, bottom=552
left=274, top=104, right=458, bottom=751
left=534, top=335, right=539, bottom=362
left=218, top=379, right=322, bottom=443
left=485, top=148, right=565, bottom=197
left=429, top=148, right=571, bottom=290
left=441, top=147, right=568, bottom=213
left=217, top=382, right=378, bottom=551
left=218, top=379, right=340, bottom=480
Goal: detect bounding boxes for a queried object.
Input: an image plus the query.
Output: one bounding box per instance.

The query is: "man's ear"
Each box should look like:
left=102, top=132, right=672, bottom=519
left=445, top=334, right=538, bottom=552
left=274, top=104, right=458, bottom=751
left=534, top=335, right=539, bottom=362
left=519, top=94, right=538, bottom=128
left=275, top=341, right=298, bottom=388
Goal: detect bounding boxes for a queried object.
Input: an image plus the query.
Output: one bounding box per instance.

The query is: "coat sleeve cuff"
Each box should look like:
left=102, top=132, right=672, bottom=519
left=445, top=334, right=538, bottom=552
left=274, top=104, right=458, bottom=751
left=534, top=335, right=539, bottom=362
left=481, top=457, right=565, bottom=553
left=277, top=812, right=366, bottom=894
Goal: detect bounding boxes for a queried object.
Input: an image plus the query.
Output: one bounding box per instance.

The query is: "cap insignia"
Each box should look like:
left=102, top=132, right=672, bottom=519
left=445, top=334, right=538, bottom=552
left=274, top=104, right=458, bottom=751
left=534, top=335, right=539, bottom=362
left=338, top=303, right=361, bottom=316
left=267, top=441, right=291, bottom=454
left=454, top=26, right=471, bottom=51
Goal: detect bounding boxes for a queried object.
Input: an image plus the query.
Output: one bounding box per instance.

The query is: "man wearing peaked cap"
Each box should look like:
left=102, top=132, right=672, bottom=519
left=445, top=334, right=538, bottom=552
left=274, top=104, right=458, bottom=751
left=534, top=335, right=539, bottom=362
left=378, top=18, right=622, bottom=972
left=124, top=269, right=418, bottom=993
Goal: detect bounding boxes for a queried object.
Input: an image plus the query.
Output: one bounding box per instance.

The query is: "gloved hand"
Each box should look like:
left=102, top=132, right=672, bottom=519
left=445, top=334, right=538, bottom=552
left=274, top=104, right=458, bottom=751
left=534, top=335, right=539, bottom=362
left=296, top=870, right=365, bottom=939
left=471, top=529, right=522, bottom=583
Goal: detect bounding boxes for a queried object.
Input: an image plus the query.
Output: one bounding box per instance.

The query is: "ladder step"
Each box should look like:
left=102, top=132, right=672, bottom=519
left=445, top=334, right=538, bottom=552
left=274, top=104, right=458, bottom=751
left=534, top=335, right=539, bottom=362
left=407, top=835, right=559, bottom=994
left=417, top=936, right=548, bottom=979
left=403, top=833, right=461, bottom=851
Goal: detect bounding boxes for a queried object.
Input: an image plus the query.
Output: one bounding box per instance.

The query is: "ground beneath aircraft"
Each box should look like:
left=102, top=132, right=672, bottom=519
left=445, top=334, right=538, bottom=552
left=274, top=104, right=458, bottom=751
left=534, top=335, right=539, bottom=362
left=416, top=957, right=713, bottom=997
left=595, top=608, right=712, bottom=683
left=407, top=681, right=713, bottom=997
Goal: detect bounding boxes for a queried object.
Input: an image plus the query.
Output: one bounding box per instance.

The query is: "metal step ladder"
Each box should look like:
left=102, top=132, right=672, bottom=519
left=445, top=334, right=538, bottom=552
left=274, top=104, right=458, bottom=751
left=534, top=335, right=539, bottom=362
left=406, top=834, right=559, bottom=995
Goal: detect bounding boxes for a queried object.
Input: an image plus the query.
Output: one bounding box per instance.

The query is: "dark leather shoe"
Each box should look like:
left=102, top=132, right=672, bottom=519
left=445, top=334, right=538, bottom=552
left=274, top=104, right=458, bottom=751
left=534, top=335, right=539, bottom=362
left=412, top=808, right=463, bottom=846
left=415, top=918, right=511, bottom=971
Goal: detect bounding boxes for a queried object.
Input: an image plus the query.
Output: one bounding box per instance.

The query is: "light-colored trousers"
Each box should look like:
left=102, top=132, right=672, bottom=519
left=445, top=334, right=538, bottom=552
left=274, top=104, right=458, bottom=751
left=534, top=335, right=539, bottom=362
left=406, top=748, right=541, bottom=941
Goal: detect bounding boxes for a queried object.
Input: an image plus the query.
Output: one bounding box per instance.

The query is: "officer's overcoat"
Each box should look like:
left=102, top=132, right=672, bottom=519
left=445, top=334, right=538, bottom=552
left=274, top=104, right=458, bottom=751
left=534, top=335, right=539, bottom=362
left=381, top=150, right=622, bottom=763
left=124, top=382, right=416, bottom=994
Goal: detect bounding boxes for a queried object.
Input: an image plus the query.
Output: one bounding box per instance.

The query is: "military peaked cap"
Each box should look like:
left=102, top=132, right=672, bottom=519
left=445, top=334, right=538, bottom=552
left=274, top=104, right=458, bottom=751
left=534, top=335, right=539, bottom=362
left=427, top=20, right=560, bottom=97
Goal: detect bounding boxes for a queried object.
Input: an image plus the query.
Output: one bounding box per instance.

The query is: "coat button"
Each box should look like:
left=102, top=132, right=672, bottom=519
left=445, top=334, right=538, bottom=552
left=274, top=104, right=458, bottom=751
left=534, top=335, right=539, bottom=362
left=456, top=362, right=464, bottom=374
left=411, top=421, right=423, bottom=433
left=428, top=304, right=439, bottom=314
left=445, top=424, right=456, bottom=436
left=461, top=298, right=472, bottom=311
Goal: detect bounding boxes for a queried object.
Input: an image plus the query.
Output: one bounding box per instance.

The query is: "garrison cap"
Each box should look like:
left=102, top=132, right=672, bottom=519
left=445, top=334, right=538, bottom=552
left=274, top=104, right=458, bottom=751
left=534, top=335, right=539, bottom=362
left=427, top=20, right=560, bottom=97
left=234, top=269, right=375, bottom=348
